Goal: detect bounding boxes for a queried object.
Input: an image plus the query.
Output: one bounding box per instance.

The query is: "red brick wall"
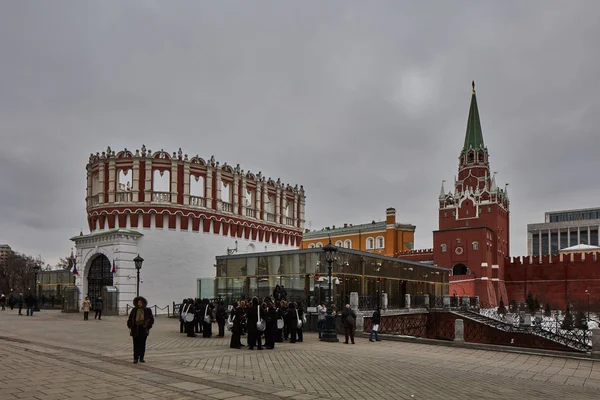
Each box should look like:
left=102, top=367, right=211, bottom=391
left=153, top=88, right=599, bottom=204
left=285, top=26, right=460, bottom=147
left=505, top=253, right=600, bottom=311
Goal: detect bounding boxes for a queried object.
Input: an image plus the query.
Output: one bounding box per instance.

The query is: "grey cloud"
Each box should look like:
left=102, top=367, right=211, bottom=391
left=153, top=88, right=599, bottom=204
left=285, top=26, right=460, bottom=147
left=1, top=1, right=599, bottom=264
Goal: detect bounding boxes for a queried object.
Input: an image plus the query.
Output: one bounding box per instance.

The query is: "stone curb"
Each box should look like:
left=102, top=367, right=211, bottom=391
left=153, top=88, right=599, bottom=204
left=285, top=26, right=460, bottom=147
left=355, top=331, right=593, bottom=361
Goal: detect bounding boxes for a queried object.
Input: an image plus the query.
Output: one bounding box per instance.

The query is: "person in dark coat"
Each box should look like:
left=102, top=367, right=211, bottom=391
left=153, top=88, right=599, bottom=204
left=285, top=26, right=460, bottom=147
left=185, top=298, right=197, bottom=337
left=95, top=295, right=104, bottom=320
left=370, top=308, right=382, bottom=342
left=17, top=293, right=23, bottom=315
left=25, top=293, right=35, bottom=316
left=215, top=301, right=227, bottom=338
left=200, top=299, right=214, bottom=338
left=179, top=298, right=188, bottom=333
left=127, top=296, right=155, bottom=363
left=194, top=298, right=203, bottom=334
left=285, top=302, right=298, bottom=343
left=264, top=301, right=277, bottom=349
left=229, top=302, right=244, bottom=349
left=246, top=297, right=263, bottom=350
left=341, top=304, right=357, bottom=344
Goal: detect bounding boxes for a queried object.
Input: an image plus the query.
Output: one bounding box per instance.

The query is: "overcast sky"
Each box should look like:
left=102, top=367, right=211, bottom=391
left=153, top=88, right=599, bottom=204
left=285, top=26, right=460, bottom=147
left=1, top=1, right=599, bottom=265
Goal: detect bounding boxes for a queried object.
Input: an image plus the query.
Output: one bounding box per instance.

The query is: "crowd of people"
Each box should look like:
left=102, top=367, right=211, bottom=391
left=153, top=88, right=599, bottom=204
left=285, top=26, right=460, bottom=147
left=0, top=292, right=37, bottom=315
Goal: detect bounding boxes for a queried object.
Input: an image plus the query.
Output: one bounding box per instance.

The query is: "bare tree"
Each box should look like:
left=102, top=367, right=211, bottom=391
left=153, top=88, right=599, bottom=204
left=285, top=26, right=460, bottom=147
left=0, top=252, right=44, bottom=294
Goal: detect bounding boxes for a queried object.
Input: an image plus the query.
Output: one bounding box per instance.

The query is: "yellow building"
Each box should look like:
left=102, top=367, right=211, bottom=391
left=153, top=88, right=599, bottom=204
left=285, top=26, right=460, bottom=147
left=0, top=244, right=12, bottom=264
left=300, top=208, right=415, bottom=257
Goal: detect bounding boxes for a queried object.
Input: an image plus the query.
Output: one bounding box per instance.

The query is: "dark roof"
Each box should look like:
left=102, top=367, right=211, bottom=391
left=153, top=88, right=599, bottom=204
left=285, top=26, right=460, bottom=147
left=462, top=82, right=485, bottom=153
left=303, top=221, right=415, bottom=238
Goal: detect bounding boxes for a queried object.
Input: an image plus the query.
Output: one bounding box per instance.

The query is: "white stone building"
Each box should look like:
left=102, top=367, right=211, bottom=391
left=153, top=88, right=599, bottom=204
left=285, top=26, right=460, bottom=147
left=71, top=146, right=305, bottom=314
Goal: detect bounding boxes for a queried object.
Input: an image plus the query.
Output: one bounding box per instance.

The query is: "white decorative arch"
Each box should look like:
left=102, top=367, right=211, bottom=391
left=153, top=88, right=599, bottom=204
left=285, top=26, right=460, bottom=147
left=344, top=240, right=352, bottom=249
left=316, top=242, right=323, bottom=248
left=376, top=236, right=385, bottom=249
left=335, top=240, right=343, bottom=247
left=308, top=244, right=315, bottom=249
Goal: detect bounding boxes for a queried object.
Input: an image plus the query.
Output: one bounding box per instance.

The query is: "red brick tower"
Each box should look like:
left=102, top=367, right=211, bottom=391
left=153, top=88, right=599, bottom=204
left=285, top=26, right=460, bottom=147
left=433, top=82, right=510, bottom=306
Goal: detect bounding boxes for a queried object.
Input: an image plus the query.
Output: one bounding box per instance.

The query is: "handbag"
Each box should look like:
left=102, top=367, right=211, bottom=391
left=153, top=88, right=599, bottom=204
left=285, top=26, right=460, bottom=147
left=180, top=303, right=191, bottom=322
left=277, top=318, right=284, bottom=330
left=226, top=315, right=234, bottom=331
left=296, top=309, right=302, bottom=329
left=256, top=304, right=266, bottom=331
left=372, top=324, right=379, bottom=332
left=204, top=304, right=211, bottom=324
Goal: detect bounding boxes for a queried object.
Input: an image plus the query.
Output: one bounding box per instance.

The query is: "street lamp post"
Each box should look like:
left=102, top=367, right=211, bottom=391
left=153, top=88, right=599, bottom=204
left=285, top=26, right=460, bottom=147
left=133, top=255, right=144, bottom=297
left=321, top=240, right=339, bottom=342
left=33, top=265, right=41, bottom=311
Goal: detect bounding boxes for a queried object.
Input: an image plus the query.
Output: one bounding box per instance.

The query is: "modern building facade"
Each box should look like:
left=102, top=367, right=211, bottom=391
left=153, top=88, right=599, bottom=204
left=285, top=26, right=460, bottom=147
left=215, top=247, right=449, bottom=308
left=72, top=146, right=305, bottom=313
left=300, top=208, right=416, bottom=257
left=527, top=207, right=600, bottom=256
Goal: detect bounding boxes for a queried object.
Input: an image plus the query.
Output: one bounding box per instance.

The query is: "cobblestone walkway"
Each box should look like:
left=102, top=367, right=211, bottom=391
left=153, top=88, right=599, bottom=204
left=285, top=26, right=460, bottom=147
left=1, top=310, right=599, bottom=399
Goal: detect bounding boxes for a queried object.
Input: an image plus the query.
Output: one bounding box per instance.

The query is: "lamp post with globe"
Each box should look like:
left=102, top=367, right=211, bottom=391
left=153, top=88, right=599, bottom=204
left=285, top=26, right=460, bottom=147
left=133, top=255, right=144, bottom=297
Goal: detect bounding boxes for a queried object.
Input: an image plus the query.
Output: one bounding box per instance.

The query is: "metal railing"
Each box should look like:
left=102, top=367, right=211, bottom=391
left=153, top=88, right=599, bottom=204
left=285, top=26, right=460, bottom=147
left=126, top=304, right=170, bottom=317
left=189, top=196, right=206, bottom=207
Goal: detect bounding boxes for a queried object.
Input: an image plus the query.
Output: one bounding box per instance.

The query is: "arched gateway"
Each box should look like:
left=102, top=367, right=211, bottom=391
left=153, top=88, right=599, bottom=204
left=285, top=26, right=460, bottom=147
left=87, top=255, right=113, bottom=303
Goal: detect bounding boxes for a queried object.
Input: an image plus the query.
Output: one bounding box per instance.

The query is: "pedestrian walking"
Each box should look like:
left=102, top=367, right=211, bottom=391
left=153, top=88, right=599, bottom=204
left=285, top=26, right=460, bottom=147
left=215, top=301, right=226, bottom=338
left=17, top=293, right=24, bottom=315
left=0, top=294, right=6, bottom=311
left=25, top=292, right=35, bottom=316
left=341, top=304, right=356, bottom=344
left=369, top=308, right=382, bottom=342
left=95, top=295, right=103, bottom=320
left=82, top=296, right=91, bottom=320
left=127, top=296, right=154, bottom=364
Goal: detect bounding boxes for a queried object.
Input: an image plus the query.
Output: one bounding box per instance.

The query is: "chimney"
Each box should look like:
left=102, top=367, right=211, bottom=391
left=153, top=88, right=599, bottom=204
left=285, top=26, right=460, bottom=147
left=332, top=225, right=336, bottom=230
left=344, top=223, right=348, bottom=228
left=386, top=208, right=396, bottom=225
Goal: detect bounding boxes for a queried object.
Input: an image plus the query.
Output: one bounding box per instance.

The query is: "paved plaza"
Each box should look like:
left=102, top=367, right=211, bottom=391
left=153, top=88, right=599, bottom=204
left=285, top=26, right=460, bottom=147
left=1, top=310, right=600, bottom=399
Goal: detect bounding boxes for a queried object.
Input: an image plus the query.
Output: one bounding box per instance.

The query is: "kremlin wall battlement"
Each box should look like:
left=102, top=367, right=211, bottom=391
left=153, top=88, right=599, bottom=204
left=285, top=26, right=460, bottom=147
left=504, top=252, right=600, bottom=311
left=395, top=249, right=434, bottom=262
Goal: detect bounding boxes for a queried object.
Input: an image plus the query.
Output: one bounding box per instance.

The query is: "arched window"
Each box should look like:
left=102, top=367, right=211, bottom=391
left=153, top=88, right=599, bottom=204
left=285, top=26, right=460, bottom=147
left=335, top=240, right=343, bottom=247
left=472, top=241, right=479, bottom=251
left=441, top=244, right=447, bottom=252
left=366, top=237, right=375, bottom=250
left=308, top=244, right=315, bottom=249
left=344, top=240, right=352, bottom=249
left=376, top=236, right=385, bottom=249
left=316, top=242, right=323, bottom=248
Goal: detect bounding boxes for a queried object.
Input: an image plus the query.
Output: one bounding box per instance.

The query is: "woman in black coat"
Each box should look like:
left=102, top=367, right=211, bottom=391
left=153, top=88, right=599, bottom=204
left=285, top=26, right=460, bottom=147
left=201, top=299, right=214, bottom=338
left=285, top=302, right=298, bottom=343
left=264, top=301, right=278, bottom=349
left=246, top=297, right=263, bottom=350
left=185, top=298, right=197, bottom=337
left=127, top=296, right=155, bottom=363
left=229, top=302, right=244, bottom=349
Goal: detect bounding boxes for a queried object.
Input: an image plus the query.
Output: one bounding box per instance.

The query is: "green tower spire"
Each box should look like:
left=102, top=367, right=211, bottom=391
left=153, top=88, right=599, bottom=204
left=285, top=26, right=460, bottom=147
left=462, top=80, right=484, bottom=152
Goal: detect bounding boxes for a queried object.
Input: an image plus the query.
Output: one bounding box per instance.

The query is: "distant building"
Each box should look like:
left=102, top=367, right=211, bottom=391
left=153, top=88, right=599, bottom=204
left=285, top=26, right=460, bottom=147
left=0, top=244, right=12, bottom=264
left=527, top=207, right=600, bottom=256
left=299, top=208, right=416, bottom=257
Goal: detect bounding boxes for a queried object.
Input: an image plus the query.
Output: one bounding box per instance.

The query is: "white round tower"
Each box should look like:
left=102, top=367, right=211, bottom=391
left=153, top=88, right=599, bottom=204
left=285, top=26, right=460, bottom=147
left=72, top=146, right=306, bottom=313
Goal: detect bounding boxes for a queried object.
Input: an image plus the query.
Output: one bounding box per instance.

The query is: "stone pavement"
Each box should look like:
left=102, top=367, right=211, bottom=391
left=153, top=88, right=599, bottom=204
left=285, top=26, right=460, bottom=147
left=1, top=310, right=600, bottom=399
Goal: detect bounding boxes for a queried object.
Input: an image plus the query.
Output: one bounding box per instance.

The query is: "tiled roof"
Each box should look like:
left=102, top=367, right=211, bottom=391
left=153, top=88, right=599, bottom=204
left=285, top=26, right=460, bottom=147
left=303, top=221, right=415, bottom=238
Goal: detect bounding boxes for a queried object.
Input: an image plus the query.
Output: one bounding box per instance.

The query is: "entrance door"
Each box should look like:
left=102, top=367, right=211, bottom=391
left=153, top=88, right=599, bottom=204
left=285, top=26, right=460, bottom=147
left=87, top=255, right=113, bottom=308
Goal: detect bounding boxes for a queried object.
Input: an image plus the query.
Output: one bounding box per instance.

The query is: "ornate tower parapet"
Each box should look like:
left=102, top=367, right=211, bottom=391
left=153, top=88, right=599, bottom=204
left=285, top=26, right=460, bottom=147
left=85, top=146, right=306, bottom=244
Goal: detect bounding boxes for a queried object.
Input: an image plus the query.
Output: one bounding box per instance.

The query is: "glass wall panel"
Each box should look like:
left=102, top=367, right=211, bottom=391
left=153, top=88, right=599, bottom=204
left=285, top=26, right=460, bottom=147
left=592, top=230, right=598, bottom=246
left=550, top=232, right=559, bottom=255
left=560, top=231, right=568, bottom=250
left=570, top=230, right=578, bottom=246
left=532, top=233, right=540, bottom=256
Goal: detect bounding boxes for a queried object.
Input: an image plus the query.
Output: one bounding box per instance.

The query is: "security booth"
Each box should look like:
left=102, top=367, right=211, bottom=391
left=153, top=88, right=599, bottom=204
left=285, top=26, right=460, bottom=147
left=62, top=285, right=80, bottom=313
left=102, top=286, right=119, bottom=316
